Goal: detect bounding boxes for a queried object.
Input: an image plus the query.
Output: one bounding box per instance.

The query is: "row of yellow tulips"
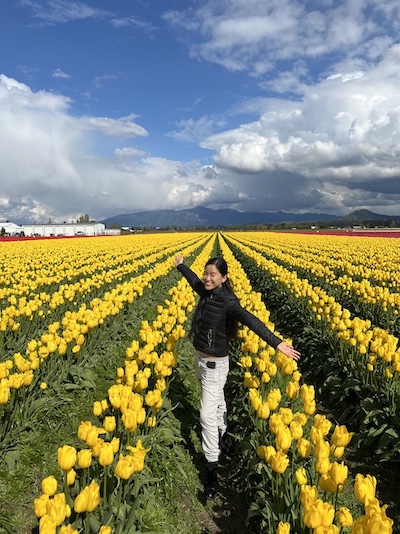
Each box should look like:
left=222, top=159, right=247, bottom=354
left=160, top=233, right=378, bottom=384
left=0, top=234, right=209, bottom=409
left=225, top=233, right=400, bottom=388
left=0, top=234, right=202, bottom=335
left=217, top=233, right=393, bottom=533
left=233, top=231, right=400, bottom=287
left=231, top=232, right=400, bottom=318
left=33, top=235, right=217, bottom=533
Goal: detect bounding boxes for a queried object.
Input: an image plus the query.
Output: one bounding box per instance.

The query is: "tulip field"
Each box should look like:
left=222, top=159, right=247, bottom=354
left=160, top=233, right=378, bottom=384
left=0, top=231, right=398, bottom=533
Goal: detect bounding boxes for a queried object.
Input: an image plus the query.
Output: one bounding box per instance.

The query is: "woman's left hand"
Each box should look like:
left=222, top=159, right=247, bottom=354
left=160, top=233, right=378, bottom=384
left=276, top=341, right=301, bottom=361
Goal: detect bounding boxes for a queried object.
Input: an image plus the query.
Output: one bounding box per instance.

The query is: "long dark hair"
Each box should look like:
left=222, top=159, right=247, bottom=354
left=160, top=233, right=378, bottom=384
left=190, top=257, right=238, bottom=341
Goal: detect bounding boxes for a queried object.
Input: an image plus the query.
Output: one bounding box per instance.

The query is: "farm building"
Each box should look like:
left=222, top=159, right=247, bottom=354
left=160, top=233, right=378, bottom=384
left=0, top=221, right=23, bottom=235
left=20, top=222, right=106, bottom=237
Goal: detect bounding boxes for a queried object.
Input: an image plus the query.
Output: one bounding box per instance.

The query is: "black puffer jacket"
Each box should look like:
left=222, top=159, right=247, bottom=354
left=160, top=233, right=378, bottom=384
left=177, top=263, right=282, bottom=357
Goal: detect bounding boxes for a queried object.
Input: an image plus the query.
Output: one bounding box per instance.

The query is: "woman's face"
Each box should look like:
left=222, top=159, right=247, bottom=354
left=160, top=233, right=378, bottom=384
left=203, top=264, right=227, bottom=290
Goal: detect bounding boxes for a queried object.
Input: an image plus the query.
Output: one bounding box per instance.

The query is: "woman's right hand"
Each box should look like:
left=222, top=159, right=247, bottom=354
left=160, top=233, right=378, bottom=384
left=174, top=255, right=184, bottom=266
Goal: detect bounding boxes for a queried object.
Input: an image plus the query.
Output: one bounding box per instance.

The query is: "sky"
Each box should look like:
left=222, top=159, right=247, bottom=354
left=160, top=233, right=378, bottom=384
left=1, top=0, right=400, bottom=224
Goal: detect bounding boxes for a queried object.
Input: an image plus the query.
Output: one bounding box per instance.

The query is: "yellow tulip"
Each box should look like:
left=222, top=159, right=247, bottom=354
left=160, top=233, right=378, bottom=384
left=34, top=494, right=49, bottom=517
left=66, top=468, right=76, bottom=486
left=110, top=436, right=120, bottom=453
left=300, top=384, right=315, bottom=403
left=269, top=413, right=284, bottom=434
left=329, top=461, right=348, bottom=487
left=87, top=480, right=101, bottom=512
left=276, top=521, right=290, bottom=534
left=330, top=425, right=354, bottom=447
left=354, top=473, right=377, bottom=505
left=295, top=467, right=308, bottom=486
left=93, top=401, right=103, bottom=416
left=289, top=421, right=303, bottom=440
left=98, top=442, right=115, bottom=467
left=77, top=449, right=92, bottom=469
left=297, top=438, right=312, bottom=458
left=250, top=393, right=262, bottom=412
left=303, top=400, right=316, bottom=415
left=103, top=416, right=116, bottom=432
left=41, top=475, right=58, bottom=496
left=278, top=407, right=294, bottom=425
left=276, top=426, right=292, bottom=452
left=147, top=416, right=157, bottom=427
left=77, top=421, right=92, bottom=441
left=286, top=381, right=299, bottom=399
left=38, top=514, right=57, bottom=534
left=115, top=454, right=135, bottom=480
left=59, top=525, right=79, bottom=534
left=257, top=402, right=270, bottom=420
left=363, top=498, right=394, bottom=533
left=267, top=388, right=282, bottom=410
left=121, top=408, right=138, bottom=431
left=303, top=499, right=334, bottom=529
left=313, top=414, right=332, bottom=436
left=292, top=370, right=301, bottom=382
left=294, top=412, right=308, bottom=426
left=337, top=506, right=353, bottom=528
left=137, top=407, right=147, bottom=424
left=270, top=451, right=289, bottom=474
left=314, top=439, right=330, bottom=459
left=99, top=527, right=112, bottom=534
left=85, top=426, right=100, bottom=446
left=263, top=445, right=277, bottom=462
left=256, top=445, right=267, bottom=460
left=316, top=457, right=331, bottom=475
left=74, top=481, right=100, bottom=513
left=313, top=526, right=339, bottom=534
left=74, top=487, right=89, bottom=514
left=57, top=445, right=77, bottom=471
left=319, top=474, right=339, bottom=493
left=300, top=484, right=319, bottom=507
left=331, top=445, right=345, bottom=458
left=46, top=493, right=69, bottom=526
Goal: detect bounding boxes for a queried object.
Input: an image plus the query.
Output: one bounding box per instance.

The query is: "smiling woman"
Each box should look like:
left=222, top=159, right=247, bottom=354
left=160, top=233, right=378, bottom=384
left=174, top=252, right=300, bottom=500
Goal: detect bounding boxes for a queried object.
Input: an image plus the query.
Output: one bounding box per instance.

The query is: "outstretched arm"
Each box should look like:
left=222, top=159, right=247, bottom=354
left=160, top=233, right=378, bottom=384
left=174, top=256, right=206, bottom=296
left=226, top=298, right=301, bottom=361
left=276, top=341, right=301, bottom=361
left=174, top=255, right=184, bottom=267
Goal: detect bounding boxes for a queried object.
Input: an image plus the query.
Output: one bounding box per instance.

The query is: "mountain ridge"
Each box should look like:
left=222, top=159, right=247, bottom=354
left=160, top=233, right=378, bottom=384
left=101, top=207, right=400, bottom=229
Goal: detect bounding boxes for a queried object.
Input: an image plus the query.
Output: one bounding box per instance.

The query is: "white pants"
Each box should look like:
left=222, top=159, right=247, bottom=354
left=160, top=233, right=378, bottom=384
left=195, top=353, right=229, bottom=463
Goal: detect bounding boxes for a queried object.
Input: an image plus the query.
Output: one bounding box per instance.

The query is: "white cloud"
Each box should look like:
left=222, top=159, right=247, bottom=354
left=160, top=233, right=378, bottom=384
left=3, top=1, right=400, bottom=222
left=167, top=115, right=227, bottom=142
left=165, top=0, right=400, bottom=77
left=114, top=147, right=147, bottom=158
left=20, top=0, right=111, bottom=25
left=80, top=115, right=148, bottom=138
left=202, top=44, right=400, bottom=187
left=52, top=68, right=71, bottom=79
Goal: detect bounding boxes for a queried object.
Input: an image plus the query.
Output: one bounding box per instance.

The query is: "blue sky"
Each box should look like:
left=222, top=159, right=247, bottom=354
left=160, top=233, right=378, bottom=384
left=1, top=0, right=400, bottom=223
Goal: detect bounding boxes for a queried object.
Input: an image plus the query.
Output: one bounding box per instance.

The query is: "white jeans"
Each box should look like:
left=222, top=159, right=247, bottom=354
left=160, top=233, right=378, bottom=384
left=195, top=353, right=229, bottom=463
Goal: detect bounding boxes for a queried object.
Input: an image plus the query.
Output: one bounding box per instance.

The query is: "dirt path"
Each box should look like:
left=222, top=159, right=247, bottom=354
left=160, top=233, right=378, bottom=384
left=195, top=460, right=249, bottom=534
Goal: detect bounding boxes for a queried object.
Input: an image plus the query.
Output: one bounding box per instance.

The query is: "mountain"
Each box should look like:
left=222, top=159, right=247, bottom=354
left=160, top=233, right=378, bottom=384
left=101, top=207, right=400, bottom=229
left=336, top=209, right=400, bottom=224
left=101, top=207, right=338, bottom=228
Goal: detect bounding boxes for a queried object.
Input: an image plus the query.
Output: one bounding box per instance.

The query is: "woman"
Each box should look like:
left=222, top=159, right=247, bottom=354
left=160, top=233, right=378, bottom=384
left=174, top=255, right=300, bottom=499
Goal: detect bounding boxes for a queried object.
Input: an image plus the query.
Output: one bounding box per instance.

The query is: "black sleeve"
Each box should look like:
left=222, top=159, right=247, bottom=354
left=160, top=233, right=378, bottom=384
left=177, top=263, right=206, bottom=297
left=226, top=296, right=282, bottom=349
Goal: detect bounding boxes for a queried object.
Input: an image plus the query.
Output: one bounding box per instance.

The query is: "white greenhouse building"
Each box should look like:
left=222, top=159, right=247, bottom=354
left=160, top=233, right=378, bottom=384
left=20, top=222, right=106, bottom=237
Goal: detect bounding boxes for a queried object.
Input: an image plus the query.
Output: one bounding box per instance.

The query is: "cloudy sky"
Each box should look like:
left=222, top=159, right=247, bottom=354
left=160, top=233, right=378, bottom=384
left=1, top=0, right=400, bottom=223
